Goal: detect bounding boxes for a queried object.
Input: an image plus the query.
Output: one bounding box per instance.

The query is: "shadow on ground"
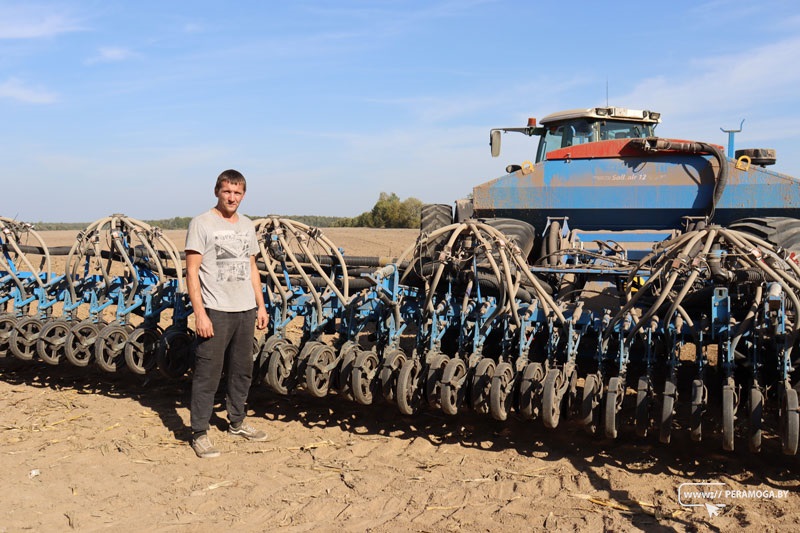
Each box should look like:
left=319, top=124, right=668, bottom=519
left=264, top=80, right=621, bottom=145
left=2, top=356, right=798, bottom=532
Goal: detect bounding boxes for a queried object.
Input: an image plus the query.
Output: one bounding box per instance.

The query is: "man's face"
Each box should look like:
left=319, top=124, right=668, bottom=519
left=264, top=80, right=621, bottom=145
left=215, top=181, right=246, bottom=217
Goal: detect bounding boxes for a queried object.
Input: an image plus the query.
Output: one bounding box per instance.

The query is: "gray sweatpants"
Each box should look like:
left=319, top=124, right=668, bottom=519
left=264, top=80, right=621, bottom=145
left=190, top=308, right=257, bottom=434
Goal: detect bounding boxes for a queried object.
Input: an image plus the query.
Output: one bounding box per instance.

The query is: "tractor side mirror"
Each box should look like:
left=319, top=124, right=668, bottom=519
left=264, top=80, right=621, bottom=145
left=490, top=130, right=501, bottom=157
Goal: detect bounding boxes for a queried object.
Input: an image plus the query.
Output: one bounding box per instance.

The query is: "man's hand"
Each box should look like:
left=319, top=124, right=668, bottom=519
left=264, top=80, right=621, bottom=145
left=256, top=306, right=269, bottom=330
left=195, top=313, right=214, bottom=338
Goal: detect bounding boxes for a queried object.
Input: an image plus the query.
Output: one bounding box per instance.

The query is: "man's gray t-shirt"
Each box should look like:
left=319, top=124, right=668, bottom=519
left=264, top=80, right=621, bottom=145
left=185, top=210, right=259, bottom=312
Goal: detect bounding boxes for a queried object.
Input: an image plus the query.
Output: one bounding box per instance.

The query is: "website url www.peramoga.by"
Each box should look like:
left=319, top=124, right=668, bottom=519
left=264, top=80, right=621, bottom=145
left=681, top=489, right=789, bottom=500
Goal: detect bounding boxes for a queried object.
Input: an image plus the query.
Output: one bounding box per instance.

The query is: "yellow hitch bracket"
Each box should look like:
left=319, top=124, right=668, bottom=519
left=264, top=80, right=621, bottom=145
left=736, top=154, right=751, bottom=171
left=520, top=160, right=534, bottom=175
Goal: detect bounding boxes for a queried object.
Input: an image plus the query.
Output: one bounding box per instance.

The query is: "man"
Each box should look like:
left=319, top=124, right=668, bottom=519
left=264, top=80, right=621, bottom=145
left=185, top=169, right=269, bottom=458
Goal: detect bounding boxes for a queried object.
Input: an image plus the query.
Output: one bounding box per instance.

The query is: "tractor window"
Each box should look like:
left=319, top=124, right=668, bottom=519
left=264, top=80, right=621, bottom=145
left=548, top=119, right=593, bottom=148
left=537, top=119, right=594, bottom=162
left=598, top=120, right=655, bottom=140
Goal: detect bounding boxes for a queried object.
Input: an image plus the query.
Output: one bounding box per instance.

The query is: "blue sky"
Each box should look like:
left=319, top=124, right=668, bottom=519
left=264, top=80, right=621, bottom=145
left=2, top=0, right=799, bottom=222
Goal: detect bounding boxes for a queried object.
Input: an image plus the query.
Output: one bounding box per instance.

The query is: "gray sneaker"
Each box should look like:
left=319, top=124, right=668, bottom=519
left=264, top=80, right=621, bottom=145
left=191, top=434, right=220, bottom=458
left=228, top=421, right=268, bottom=441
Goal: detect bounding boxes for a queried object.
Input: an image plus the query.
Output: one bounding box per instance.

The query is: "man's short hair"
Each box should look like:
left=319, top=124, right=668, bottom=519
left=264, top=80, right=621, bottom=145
left=215, top=169, right=247, bottom=193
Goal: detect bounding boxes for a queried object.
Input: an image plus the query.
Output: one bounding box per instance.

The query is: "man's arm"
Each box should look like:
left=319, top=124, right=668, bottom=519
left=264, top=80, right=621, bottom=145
left=186, top=250, right=214, bottom=338
left=250, top=255, right=269, bottom=330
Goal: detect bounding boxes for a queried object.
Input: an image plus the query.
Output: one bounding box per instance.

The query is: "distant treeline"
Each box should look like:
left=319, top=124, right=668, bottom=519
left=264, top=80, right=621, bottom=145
left=32, top=192, right=426, bottom=230
left=33, top=217, right=194, bottom=231
left=332, top=192, right=422, bottom=229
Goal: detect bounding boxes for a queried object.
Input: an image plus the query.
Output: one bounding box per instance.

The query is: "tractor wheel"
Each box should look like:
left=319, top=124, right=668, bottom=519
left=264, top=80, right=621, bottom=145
left=483, top=218, right=536, bottom=259
left=729, top=217, right=800, bottom=253
left=419, top=204, right=453, bottom=254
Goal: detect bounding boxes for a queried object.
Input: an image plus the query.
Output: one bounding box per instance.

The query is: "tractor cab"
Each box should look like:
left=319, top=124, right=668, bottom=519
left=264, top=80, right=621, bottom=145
left=490, top=106, right=662, bottom=163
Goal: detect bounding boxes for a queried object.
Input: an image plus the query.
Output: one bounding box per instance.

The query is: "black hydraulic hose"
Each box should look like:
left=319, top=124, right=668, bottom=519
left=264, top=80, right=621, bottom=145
left=289, top=276, right=372, bottom=292
left=736, top=269, right=766, bottom=282
left=16, top=243, right=186, bottom=261
left=704, top=142, right=728, bottom=220
left=292, top=253, right=406, bottom=269
left=14, top=245, right=72, bottom=255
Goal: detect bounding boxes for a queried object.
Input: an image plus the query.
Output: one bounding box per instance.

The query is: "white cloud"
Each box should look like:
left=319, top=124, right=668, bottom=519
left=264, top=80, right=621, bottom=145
left=612, top=33, right=800, bottom=171
left=85, top=47, right=138, bottom=65
left=0, top=5, right=83, bottom=39
left=617, top=36, right=800, bottom=119
left=364, top=75, right=592, bottom=126
left=0, top=77, right=57, bottom=103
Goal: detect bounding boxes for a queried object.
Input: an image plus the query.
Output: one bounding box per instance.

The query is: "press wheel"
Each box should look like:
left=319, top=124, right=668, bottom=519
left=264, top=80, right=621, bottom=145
left=351, top=350, right=380, bottom=405
left=440, top=357, right=468, bottom=416
left=9, top=317, right=44, bottom=361
left=470, top=358, right=495, bottom=415
left=305, top=343, right=337, bottom=398
left=95, top=324, right=132, bottom=373
left=489, top=362, right=514, bottom=421
left=65, top=320, right=103, bottom=367
left=36, top=319, right=71, bottom=365
left=396, top=358, right=423, bottom=416
left=124, top=327, right=160, bottom=375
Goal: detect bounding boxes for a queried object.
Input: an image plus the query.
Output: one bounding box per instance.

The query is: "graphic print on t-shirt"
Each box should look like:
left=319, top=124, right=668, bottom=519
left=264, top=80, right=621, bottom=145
left=213, top=230, right=250, bottom=282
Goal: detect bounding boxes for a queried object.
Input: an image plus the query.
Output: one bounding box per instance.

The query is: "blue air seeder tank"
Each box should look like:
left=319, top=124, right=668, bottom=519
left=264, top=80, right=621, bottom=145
left=471, top=106, right=800, bottom=239
left=4, top=106, right=800, bottom=458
